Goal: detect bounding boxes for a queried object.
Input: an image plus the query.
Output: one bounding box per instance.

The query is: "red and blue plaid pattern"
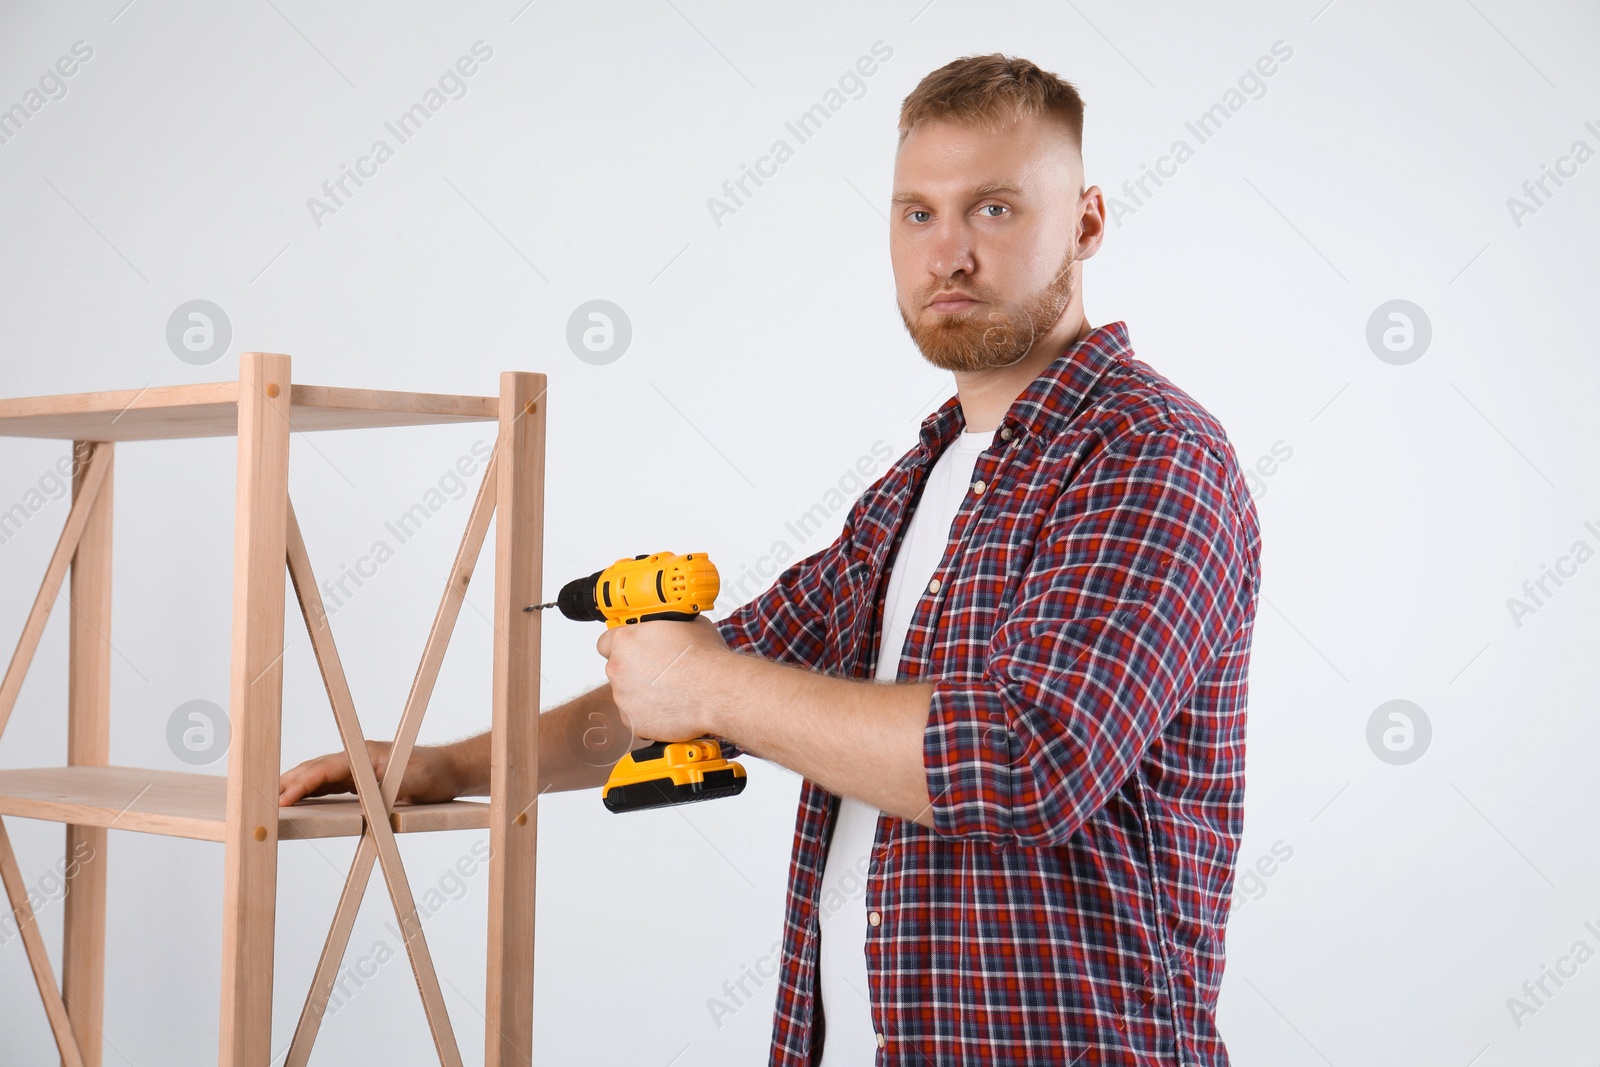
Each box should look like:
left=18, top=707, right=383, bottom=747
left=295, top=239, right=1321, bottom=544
left=717, top=321, right=1261, bottom=1066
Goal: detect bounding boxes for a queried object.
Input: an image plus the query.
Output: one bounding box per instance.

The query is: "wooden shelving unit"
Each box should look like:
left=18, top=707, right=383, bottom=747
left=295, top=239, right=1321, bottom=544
left=0, top=353, right=546, bottom=1066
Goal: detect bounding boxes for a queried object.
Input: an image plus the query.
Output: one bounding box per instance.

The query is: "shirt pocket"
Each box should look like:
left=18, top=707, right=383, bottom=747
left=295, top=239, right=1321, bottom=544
left=968, top=484, right=1058, bottom=628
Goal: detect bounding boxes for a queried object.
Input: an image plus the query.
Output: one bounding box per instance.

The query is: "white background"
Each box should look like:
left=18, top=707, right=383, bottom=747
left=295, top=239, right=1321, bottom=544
left=1, top=1, right=1597, bottom=1064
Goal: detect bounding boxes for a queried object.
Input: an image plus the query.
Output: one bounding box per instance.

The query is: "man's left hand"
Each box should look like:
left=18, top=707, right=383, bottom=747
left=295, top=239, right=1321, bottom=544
left=595, top=614, right=732, bottom=744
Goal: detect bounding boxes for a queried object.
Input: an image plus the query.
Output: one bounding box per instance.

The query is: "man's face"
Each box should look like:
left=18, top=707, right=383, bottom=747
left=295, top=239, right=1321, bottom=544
left=890, top=112, right=1097, bottom=372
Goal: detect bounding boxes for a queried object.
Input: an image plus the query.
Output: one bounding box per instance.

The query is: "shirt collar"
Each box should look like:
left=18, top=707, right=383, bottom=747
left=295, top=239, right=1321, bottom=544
left=914, top=320, right=1134, bottom=457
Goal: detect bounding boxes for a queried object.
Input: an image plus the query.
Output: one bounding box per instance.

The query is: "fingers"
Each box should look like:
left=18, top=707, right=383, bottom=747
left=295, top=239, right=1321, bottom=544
left=278, top=739, right=400, bottom=806
left=277, top=753, right=354, bottom=807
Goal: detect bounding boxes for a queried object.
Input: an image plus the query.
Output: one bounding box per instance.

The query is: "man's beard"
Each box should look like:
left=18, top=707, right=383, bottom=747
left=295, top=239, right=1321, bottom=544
left=899, top=247, right=1076, bottom=373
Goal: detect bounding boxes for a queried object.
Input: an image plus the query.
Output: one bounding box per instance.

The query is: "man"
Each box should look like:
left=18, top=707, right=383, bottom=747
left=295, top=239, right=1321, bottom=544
left=281, top=54, right=1261, bottom=1066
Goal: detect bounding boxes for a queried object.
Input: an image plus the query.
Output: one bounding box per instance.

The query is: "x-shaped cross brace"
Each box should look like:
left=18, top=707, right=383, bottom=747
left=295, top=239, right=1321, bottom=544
left=0, top=441, right=110, bottom=1067
left=280, top=446, right=501, bottom=1067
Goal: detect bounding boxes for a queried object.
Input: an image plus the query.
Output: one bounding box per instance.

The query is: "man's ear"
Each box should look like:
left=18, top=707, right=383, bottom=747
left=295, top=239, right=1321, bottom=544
left=1076, top=185, right=1108, bottom=261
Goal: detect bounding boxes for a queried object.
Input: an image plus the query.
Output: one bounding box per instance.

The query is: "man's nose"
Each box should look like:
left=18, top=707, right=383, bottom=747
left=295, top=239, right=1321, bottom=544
left=922, top=218, right=977, bottom=281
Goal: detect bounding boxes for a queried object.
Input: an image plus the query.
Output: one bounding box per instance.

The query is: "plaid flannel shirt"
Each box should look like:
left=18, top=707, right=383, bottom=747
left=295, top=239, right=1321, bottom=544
left=715, top=321, right=1261, bottom=1066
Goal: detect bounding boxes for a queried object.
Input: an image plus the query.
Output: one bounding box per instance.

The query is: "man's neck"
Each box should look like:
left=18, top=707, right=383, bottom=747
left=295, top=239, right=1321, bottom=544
left=953, top=311, right=1092, bottom=432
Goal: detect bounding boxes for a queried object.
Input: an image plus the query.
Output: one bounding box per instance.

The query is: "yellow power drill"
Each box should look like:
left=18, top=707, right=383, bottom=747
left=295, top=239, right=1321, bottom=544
left=525, top=552, right=748, bottom=814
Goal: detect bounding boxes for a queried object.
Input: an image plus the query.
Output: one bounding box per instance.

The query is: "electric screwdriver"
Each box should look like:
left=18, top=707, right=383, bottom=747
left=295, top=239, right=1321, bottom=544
left=526, top=552, right=747, bottom=813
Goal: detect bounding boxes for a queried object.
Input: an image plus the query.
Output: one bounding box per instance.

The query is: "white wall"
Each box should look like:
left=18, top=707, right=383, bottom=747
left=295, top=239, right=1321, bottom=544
left=0, top=0, right=1596, bottom=1063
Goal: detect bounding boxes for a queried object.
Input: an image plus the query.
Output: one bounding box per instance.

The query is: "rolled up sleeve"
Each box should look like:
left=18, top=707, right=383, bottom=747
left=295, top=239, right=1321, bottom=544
left=923, top=428, right=1254, bottom=847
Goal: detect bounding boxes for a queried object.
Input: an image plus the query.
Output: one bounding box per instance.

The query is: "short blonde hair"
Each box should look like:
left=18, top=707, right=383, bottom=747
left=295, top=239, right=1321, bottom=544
left=897, top=53, right=1084, bottom=152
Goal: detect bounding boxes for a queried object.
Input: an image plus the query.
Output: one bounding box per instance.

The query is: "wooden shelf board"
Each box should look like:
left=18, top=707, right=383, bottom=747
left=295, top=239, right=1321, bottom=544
left=0, top=382, right=498, bottom=442
left=0, top=766, right=490, bottom=842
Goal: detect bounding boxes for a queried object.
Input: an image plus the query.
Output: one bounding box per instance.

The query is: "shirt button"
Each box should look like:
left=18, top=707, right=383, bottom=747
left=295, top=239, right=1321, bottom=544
left=1000, top=426, right=1013, bottom=441
left=927, top=578, right=941, bottom=595
left=868, top=911, right=881, bottom=926
left=876, top=1032, right=886, bottom=1049
left=972, top=479, right=986, bottom=496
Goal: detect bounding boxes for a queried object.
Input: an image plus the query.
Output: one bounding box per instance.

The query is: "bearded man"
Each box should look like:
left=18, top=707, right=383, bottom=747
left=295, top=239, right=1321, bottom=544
left=282, top=52, right=1262, bottom=1067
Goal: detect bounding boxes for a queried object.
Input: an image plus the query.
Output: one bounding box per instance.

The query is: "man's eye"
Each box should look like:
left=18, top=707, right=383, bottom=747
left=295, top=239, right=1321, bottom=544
left=908, top=210, right=931, bottom=223
left=978, top=204, right=1007, bottom=217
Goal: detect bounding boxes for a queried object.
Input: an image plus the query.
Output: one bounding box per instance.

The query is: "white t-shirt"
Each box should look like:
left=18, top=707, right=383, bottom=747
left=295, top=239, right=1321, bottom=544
left=815, top=425, right=993, bottom=1066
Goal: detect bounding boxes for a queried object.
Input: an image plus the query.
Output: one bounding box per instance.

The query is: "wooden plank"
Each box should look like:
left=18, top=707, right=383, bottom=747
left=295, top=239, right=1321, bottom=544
left=0, top=817, right=88, bottom=1067
left=0, top=382, right=237, bottom=441
left=0, top=767, right=226, bottom=841
left=0, top=766, right=490, bottom=842
left=486, top=373, right=545, bottom=1067
left=0, top=443, right=112, bottom=742
left=0, top=381, right=497, bottom=442
left=63, top=439, right=113, bottom=1067
left=289, top=385, right=497, bottom=426
left=284, top=498, right=463, bottom=1067
left=218, top=352, right=292, bottom=1067
left=287, top=448, right=497, bottom=1066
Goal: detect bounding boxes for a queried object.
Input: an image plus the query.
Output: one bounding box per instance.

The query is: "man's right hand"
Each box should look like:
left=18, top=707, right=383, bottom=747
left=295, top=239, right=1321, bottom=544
left=278, top=739, right=463, bottom=807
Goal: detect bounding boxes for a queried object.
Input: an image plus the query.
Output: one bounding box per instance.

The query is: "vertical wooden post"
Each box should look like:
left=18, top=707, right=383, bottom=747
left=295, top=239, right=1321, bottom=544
left=218, top=353, right=292, bottom=1066
left=485, top=373, right=544, bottom=1066
left=63, top=440, right=111, bottom=1067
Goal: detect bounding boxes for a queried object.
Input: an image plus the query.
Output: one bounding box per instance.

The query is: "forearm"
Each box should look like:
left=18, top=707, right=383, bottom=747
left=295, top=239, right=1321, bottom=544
left=444, top=682, right=650, bottom=797
left=710, top=652, right=938, bottom=828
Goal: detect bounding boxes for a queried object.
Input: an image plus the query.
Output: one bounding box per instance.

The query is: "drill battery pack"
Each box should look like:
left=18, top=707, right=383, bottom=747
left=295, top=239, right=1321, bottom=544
left=601, top=737, right=747, bottom=814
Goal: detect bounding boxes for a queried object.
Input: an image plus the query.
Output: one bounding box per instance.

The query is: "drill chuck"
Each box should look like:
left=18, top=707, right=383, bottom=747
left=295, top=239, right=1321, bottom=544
left=554, top=570, right=607, bottom=623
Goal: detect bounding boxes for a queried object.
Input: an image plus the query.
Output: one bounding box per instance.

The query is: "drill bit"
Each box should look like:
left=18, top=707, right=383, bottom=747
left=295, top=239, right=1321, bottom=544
left=522, top=601, right=558, bottom=612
